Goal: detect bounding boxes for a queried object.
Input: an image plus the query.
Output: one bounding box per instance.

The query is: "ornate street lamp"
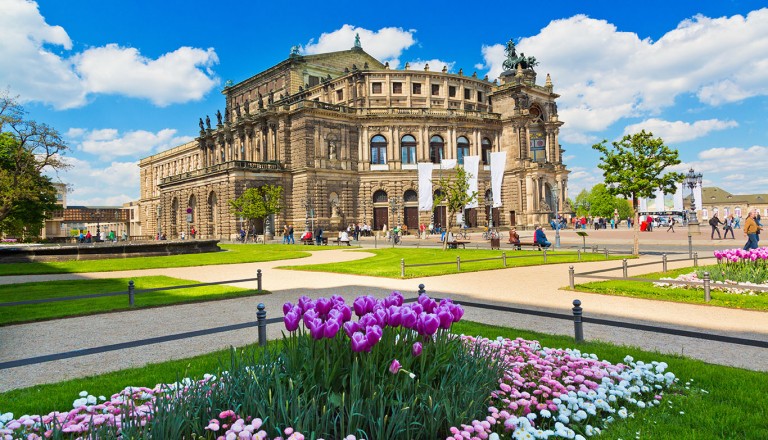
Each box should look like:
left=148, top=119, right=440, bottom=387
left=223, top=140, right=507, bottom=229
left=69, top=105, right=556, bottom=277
left=552, top=183, right=561, bottom=248
left=684, top=168, right=702, bottom=225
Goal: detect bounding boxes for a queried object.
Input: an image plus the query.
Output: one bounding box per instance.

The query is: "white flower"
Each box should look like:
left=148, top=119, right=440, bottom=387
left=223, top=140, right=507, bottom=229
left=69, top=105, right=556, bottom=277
left=489, top=434, right=500, bottom=440
left=79, top=391, right=88, bottom=397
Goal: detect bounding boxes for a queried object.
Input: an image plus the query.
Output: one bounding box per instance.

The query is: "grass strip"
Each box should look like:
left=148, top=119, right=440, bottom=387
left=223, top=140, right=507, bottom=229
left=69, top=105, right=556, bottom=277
left=278, top=248, right=627, bottom=278
left=573, top=264, right=768, bottom=311
left=0, top=244, right=337, bottom=276
left=0, top=321, right=765, bottom=439
left=0, top=276, right=266, bottom=325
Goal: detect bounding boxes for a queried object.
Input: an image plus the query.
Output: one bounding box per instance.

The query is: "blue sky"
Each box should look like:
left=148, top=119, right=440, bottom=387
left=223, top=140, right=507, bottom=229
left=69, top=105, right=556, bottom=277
left=2, top=0, right=767, bottom=205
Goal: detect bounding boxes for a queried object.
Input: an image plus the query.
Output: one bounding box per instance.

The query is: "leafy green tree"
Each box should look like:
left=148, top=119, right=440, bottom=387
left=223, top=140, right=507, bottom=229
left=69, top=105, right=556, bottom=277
left=433, top=167, right=477, bottom=250
left=572, top=190, right=590, bottom=217
left=586, top=184, right=616, bottom=218
left=229, top=184, right=283, bottom=241
left=592, top=130, right=683, bottom=255
left=0, top=94, right=69, bottom=227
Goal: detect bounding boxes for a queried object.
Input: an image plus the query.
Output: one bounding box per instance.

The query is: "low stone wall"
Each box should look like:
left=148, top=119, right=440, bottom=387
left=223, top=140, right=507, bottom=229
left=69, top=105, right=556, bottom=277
left=0, top=240, right=221, bottom=263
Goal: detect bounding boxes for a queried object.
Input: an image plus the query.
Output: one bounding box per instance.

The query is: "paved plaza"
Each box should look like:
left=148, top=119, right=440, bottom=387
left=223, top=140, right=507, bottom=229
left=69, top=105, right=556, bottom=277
left=1, top=230, right=766, bottom=392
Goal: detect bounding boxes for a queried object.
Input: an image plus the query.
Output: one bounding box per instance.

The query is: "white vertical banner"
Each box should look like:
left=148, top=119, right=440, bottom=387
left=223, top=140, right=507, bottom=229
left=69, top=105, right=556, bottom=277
left=490, top=151, right=507, bottom=207
left=654, top=188, right=666, bottom=211
left=673, top=183, right=684, bottom=211
left=440, top=159, right=457, bottom=170
left=417, top=163, right=433, bottom=211
left=639, top=197, right=647, bottom=212
left=694, top=183, right=703, bottom=211
left=463, top=156, right=480, bottom=208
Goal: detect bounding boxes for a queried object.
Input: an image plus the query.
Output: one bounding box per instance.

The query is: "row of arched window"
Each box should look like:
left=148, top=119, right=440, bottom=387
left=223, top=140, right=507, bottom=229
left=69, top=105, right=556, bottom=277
left=370, top=135, right=493, bottom=166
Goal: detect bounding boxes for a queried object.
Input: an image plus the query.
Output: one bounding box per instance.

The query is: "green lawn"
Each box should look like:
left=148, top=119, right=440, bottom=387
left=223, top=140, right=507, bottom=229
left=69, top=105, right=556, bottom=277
left=279, top=247, right=627, bottom=278
left=1, top=320, right=765, bottom=439
left=573, top=264, right=768, bottom=311
left=0, top=244, right=336, bottom=276
left=0, top=276, right=266, bottom=325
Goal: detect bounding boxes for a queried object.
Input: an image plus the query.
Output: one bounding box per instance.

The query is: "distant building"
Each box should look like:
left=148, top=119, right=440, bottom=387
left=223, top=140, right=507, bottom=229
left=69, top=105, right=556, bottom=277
left=140, top=41, right=569, bottom=240
left=697, top=187, right=768, bottom=220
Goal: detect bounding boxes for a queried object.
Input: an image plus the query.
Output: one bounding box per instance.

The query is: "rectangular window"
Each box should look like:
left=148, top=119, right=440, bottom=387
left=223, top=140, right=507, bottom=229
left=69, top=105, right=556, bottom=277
left=393, top=82, right=403, bottom=94
left=308, top=76, right=320, bottom=87
left=372, top=82, right=382, bottom=94
left=336, top=89, right=343, bottom=101
left=412, top=83, right=421, bottom=94
left=477, top=91, right=483, bottom=102
left=530, top=133, right=546, bottom=163
left=449, top=86, right=456, bottom=97
left=401, top=146, right=416, bottom=164
left=464, top=88, right=471, bottom=100
left=482, top=146, right=492, bottom=165
left=457, top=147, right=469, bottom=165
left=431, top=84, right=440, bottom=96
left=371, top=146, right=386, bottom=164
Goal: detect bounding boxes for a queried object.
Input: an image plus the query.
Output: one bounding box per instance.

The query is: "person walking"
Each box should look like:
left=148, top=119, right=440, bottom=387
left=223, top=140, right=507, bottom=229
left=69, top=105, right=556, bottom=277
left=743, top=211, right=761, bottom=250
left=723, top=215, right=735, bottom=239
left=288, top=224, right=295, bottom=244
left=666, top=216, right=676, bottom=233
left=709, top=213, right=723, bottom=239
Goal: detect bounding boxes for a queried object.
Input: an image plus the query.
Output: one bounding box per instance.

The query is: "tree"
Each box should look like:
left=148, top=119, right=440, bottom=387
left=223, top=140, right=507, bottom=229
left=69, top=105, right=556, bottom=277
left=592, top=130, right=683, bottom=255
left=0, top=93, right=69, bottom=225
left=228, top=184, right=283, bottom=242
left=573, top=189, right=590, bottom=217
left=433, top=167, right=477, bottom=250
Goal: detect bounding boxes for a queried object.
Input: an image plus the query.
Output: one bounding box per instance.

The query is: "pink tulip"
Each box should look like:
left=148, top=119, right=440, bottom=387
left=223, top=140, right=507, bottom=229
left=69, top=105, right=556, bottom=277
left=389, top=359, right=402, bottom=374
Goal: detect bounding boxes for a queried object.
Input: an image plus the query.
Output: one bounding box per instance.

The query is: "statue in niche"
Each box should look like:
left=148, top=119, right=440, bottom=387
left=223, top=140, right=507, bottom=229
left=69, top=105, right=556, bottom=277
left=540, top=199, right=551, bottom=212
left=268, top=90, right=274, bottom=105
left=257, top=93, right=264, bottom=109
left=244, top=98, right=250, bottom=115
left=205, top=115, right=211, bottom=130
left=216, top=110, right=223, bottom=126
left=331, top=200, right=341, bottom=218
left=328, top=141, right=337, bottom=160
left=199, top=118, right=204, bottom=132
left=235, top=106, right=241, bottom=118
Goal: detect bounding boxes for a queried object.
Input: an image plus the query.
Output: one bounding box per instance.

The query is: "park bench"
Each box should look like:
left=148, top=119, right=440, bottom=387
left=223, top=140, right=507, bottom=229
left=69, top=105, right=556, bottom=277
left=510, top=241, right=543, bottom=250
left=334, top=238, right=352, bottom=246
left=301, top=238, right=314, bottom=245
left=445, top=240, right=469, bottom=249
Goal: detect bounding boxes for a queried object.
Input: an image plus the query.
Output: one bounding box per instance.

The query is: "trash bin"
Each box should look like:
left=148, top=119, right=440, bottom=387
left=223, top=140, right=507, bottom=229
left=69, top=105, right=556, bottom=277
left=490, top=238, right=500, bottom=250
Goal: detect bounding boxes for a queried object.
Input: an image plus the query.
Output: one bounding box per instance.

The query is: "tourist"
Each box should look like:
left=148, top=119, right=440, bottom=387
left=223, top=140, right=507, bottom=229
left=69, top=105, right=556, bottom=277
left=282, top=224, right=289, bottom=244
left=709, top=213, right=723, bottom=240
left=339, top=230, right=351, bottom=246
left=534, top=225, right=551, bottom=249
left=508, top=228, right=521, bottom=250
left=122, top=230, right=128, bottom=241
left=190, top=227, right=197, bottom=239
left=180, top=231, right=186, bottom=240
left=85, top=231, right=92, bottom=243
left=240, top=228, right=246, bottom=243
left=314, top=226, right=323, bottom=245
left=723, top=215, right=735, bottom=239
left=666, top=216, right=676, bottom=233
left=743, top=211, right=761, bottom=250
left=78, top=231, right=85, bottom=243
left=288, top=224, right=295, bottom=244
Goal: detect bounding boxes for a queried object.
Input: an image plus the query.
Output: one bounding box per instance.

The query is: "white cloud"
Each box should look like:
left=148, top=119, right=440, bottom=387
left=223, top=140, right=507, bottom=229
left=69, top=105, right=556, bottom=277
left=406, top=59, right=456, bottom=73
left=68, top=128, right=194, bottom=160
left=477, top=9, right=768, bottom=143
left=302, top=24, right=416, bottom=69
left=0, top=0, right=219, bottom=108
left=622, top=118, right=738, bottom=143
left=670, top=145, right=768, bottom=193
left=53, top=156, right=139, bottom=206
left=566, top=166, right=602, bottom=198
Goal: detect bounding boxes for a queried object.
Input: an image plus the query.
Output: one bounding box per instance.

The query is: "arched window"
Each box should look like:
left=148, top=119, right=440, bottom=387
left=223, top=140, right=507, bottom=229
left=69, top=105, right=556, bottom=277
left=401, top=135, right=417, bottom=164
left=403, top=189, right=418, bottom=202
left=457, top=136, right=469, bottom=165
left=481, top=138, right=492, bottom=165
left=429, top=135, right=444, bottom=164
left=530, top=130, right=546, bottom=163
left=370, top=135, right=387, bottom=165
left=373, top=190, right=389, bottom=203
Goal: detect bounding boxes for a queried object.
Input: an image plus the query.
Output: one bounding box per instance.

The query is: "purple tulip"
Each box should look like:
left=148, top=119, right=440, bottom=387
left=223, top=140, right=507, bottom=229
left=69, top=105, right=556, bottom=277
left=298, top=296, right=314, bottom=313
left=315, top=297, right=333, bottom=316
left=324, top=318, right=341, bottom=338
left=328, top=308, right=342, bottom=321
left=343, top=321, right=362, bottom=338
left=412, top=342, right=422, bottom=357
left=330, top=294, right=345, bottom=304
left=365, top=325, right=383, bottom=347
left=359, top=313, right=378, bottom=328
left=283, top=310, right=301, bottom=332
left=282, top=302, right=294, bottom=315
left=420, top=313, right=440, bottom=336
left=387, top=306, right=402, bottom=327
left=389, top=359, right=402, bottom=374
left=400, top=308, right=418, bottom=329
left=374, top=308, right=388, bottom=327
left=335, top=304, right=352, bottom=322
left=450, top=304, right=465, bottom=322
left=437, top=309, right=453, bottom=329
left=385, top=291, right=404, bottom=307
left=350, top=332, right=369, bottom=352
left=308, top=319, right=325, bottom=340
left=410, top=303, right=424, bottom=315
left=303, top=309, right=319, bottom=327
left=353, top=296, right=368, bottom=317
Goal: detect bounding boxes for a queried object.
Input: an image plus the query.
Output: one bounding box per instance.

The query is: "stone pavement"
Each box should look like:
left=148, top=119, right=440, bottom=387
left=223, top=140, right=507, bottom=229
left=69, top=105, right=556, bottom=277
left=1, top=245, right=766, bottom=393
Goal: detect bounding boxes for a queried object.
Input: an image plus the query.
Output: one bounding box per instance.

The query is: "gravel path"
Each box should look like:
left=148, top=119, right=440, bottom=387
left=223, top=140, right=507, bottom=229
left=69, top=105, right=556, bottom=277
left=1, top=248, right=766, bottom=393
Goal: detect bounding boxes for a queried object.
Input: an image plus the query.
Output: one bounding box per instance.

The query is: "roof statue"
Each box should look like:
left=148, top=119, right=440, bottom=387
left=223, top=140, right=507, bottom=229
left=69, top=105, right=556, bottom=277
left=216, top=110, right=223, bottom=126
left=354, top=33, right=361, bottom=49
left=290, top=45, right=300, bottom=56
left=502, top=39, right=539, bottom=70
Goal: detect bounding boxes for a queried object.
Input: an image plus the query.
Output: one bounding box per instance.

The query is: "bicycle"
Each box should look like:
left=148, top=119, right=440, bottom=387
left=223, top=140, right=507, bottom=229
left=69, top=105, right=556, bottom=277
left=482, top=229, right=498, bottom=240
left=456, top=230, right=470, bottom=240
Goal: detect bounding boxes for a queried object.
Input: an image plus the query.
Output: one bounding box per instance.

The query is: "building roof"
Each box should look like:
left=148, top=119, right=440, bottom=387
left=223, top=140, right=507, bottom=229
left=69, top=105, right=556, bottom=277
left=699, top=186, right=768, bottom=205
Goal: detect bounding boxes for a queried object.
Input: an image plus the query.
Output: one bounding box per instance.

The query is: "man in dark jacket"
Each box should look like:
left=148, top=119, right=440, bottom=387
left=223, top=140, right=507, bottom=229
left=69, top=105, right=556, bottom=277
left=314, top=226, right=323, bottom=245
left=709, top=214, right=723, bottom=239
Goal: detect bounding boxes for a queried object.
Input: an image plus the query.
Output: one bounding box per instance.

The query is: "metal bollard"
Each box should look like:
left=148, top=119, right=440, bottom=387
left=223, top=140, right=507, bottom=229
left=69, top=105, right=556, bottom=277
left=572, top=299, right=584, bottom=343
left=502, top=252, right=507, bottom=267
left=257, top=303, right=267, bottom=346
left=257, top=269, right=262, bottom=291
left=128, top=280, right=135, bottom=306
left=577, top=249, right=581, bottom=261
left=543, top=250, right=547, bottom=263
left=622, top=259, right=628, bottom=279
left=456, top=256, right=461, bottom=272
left=662, top=254, right=668, bottom=273
left=694, top=252, right=698, bottom=267
left=604, top=248, right=609, bottom=260
left=418, top=283, right=426, bottom=295
left=688, top=235, right=693, bottom=259
left=569, top=265, right=575, bottom=289
left=703, top=271, right=711, bottom=302
left=401, top=258, right=406, bottom=278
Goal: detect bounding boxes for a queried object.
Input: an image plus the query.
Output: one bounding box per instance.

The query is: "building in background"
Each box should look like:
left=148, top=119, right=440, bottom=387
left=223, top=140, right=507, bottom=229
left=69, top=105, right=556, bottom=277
left=139, top=40, right=569, bottom=239
left=697, top=187, right=768, bottom=221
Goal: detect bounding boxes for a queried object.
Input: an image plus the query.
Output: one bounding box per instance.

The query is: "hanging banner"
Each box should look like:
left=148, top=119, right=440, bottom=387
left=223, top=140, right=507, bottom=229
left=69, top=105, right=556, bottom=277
left=639, top=197, right=647, bottom=212
left=417, top=162, right=433, bottom=211
left=463, top=156, right=480, bottom=208
left=440, top=159, right=457, bottom=170
left=694, top=183, right=703, bottom=211
left=490, top=151, right=506, bottom=207
left=673, top=183, right=684, bottom=211
left=654, top=188, right=666, bottom=211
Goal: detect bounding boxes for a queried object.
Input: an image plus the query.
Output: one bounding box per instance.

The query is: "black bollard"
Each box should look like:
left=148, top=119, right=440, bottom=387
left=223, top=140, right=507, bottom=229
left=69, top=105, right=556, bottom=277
left=128, top=280, right=135, bottom=306
left=572, top=299, right=584, bottom=343
left=417, top=283, right=426, bottom=295
left=257, top=303, right=267, bottom=346
left=257, top=269, right=262, bottom=291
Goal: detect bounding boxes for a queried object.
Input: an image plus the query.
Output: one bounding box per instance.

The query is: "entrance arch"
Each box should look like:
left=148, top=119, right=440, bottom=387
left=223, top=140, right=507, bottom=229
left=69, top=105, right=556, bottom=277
left=372, top=190, right=389, bottom=231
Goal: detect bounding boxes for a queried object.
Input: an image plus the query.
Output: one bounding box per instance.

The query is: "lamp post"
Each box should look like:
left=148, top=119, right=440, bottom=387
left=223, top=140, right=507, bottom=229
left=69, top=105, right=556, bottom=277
left=684, top=167, right=703, bottom=235
left=389, top=196, right=402, bottom=228
left=552, top=183, right=561, bottom=248
left=156, top=204, right=162, bottom=240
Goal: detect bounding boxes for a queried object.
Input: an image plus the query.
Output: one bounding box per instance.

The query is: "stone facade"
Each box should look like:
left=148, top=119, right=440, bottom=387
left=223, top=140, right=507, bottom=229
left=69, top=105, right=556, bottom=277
left=698, top=187, right=768, bottom=221
left=139, top=46, right=569, bottom=239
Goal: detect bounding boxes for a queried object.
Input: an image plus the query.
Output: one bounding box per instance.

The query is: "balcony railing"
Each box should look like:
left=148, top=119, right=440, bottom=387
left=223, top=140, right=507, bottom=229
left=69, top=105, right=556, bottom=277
left=358, top=107, right=500, bottom=120
left=160, top=161, right=282, bottom=185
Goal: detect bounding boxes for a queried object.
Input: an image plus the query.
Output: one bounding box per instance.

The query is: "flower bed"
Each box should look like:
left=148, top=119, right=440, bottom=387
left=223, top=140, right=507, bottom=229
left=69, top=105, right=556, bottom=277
left=0, top=292, right=679, bottom=439
left=654, top=248, right=768, bottom=295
